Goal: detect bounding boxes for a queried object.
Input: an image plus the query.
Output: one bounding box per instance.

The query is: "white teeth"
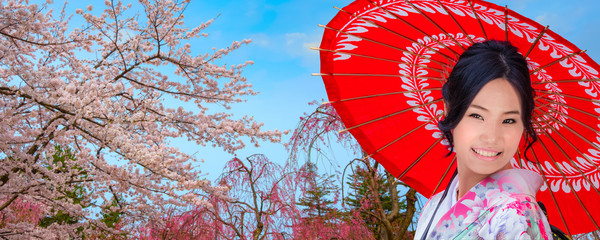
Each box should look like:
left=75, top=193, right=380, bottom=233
left=473, top=149, right=499, bottom=157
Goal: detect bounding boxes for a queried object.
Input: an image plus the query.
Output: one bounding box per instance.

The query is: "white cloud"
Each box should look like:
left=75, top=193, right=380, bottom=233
left=283, top=32, right=321, bottom=68
left=246, top=31, right=322, bottom=70
left=535, top=11, right=579, bottom=35
left=284, top=32, right=306, bottom=46
left=250, top=33, right=271, bottom=47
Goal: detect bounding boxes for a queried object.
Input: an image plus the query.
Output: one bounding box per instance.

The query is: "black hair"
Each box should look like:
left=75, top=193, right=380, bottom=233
left=437, top=40, right=537, bottom=157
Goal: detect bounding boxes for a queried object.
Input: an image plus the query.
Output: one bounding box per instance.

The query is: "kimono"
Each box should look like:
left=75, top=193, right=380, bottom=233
left=414, top=169, right=552, bottom=240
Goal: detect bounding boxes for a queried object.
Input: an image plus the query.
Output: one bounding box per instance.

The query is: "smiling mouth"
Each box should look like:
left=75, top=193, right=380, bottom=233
left=472, top=148, right=501, bottom=157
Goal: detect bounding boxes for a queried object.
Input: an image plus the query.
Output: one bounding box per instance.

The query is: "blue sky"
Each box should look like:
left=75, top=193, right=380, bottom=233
left=181, top=0, right=600, bottom=181
left=176, top=0, right=600, bottom=180
left=48, top=0, right=600, bottom=180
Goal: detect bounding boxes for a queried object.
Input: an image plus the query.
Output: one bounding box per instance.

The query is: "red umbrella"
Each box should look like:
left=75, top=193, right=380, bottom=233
left=317, top=0, right=600, bottom=235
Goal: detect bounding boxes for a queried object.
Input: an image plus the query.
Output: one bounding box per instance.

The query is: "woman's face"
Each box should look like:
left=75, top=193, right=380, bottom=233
left=453, top=78, right=524, bottom=178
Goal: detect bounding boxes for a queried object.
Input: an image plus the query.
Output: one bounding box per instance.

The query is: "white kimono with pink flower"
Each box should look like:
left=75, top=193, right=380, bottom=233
left=414, top=169, right=552, bottom=240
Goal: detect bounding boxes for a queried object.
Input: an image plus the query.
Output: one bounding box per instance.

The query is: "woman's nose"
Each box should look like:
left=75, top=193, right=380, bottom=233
left=480, top=123, right=501, bottom=144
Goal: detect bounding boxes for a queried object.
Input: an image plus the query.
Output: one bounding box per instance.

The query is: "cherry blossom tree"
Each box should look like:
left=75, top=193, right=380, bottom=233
left=135, top=206, right=220, bottom=240
left=287, top=101, right=360, bottom=165
left=136, top=154, right=374, bottom=240
left=211, top=154, right=297, bottom=239
left=0, top=0, right=283, bottom=237
left=291, top=211, right=373, bottom=240
left=288, top=101, right=419, bottom=239
left=292, top=161, right=373, bottom=239
left=135, top=154, right=298, bottom=240
left=573, top=230, right=600, bottom=240
left=344, top=162, right=418, bottom=239
left=0, top=198, right=44, bottom=238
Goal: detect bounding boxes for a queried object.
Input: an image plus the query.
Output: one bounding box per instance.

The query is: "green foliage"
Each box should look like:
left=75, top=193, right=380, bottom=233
left=39, top=146, right=87, bottom=228
left=296, top=162, right=339, bottom=219
left=38, top=146, right=123, bottom=239
left=344, top=166, right=407, bottom=237
left=101, top=196, right=123, bottom=229
left=91, top=196, right=126, bottom=240
left=345, top=167, right=394, bottom=210
left=38, top=210, right=80, bottom=228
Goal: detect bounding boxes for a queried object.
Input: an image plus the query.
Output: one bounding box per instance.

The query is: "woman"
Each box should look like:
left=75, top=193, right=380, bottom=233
left=414, top=40, right=552, bottom=239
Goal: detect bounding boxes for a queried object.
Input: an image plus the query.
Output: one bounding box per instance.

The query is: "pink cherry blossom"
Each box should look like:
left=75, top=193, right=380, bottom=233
left=0, top=0, right=282, bottom=237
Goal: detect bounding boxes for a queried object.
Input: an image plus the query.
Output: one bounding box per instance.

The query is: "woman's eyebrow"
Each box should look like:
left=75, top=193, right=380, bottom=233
left=470, top=104, right=488, bottom=111
left=469, top=104, right=520, bottom=115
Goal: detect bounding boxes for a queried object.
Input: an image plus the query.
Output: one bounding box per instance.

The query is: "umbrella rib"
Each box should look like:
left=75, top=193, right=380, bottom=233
left=530, top=50, right=586, bottom=74
left=312, top=47, right=444, bottom=74
left=516, top=147, right=524, bottom=168
left=541, top=122, right=600, bottom=198
left=504, top=6, right=509, bottom=42
left=325, top=87, right=443, bottom=104
left=468, top=0, right=488, bottom=40
left=435, top=0, right=474, bottom=45
left=313, top=73, right=445, bottom=81
left=535, top=131, right=600, bottom=232
left=398, top=137, right=444, bottom=179
left=531, top=78, right=600, bottom=84
left=524, top=26, right=549, bottom=59
left=430, top=155, right=456, bottom=198
left=531, top=119, right=557, bottom=126
left=368, top=112, right=443, bottom=157
left=333, top=5, right=456, bottom=61
left=529, top=147, right=572, bottom=236
left=535, top=89, right=600, bottom=104
left=540, top=99, right=600, bottom=135
left=535, top=98, right=599, bottom=120
left=534, top=104, right=600, bottom=176
left=536, top=97, right=600, bottom=132
left=404, top=0, right=467, bottom=51
left=535, top=101, right=600, bottom=141
left=367, top=0, right=461, bottom=57
left=339, top=98, right=443, bottom=133
left=318, top=24, right=452, bottom=68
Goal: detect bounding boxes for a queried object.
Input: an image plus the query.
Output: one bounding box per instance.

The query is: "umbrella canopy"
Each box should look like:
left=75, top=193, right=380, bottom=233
left=318, top=0, right=600, bottom=235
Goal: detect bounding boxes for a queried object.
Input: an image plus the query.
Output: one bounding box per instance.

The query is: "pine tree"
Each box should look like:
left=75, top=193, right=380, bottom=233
left=346, top=166, right=397, bottom=212
left=39, top=146, right=88, bottom=229
left=38, top=146, right=124, bottom=238
left=345, top=165, right=408, bottom=239
left=296, top=162, right=339, bottom=219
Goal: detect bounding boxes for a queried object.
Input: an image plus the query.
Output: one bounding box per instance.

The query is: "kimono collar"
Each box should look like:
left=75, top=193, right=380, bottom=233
left=486, top=168, right=544, bottom=197
left=426, top=169, right=548, bottom=239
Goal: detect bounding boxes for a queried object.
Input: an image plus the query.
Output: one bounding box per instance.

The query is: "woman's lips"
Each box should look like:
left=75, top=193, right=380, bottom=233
left=472, top=148, right=501, bottom=161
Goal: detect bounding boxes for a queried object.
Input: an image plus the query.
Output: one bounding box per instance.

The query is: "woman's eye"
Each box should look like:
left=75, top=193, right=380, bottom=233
left=503, top=119, right=517, bottom=124
left=469, top=113, right=483, bottom=120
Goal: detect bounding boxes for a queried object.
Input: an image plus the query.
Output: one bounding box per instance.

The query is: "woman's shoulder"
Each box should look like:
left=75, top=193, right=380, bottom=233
left=472, top=168, right=544, bottom=209
left=483, top=169, right=546, bottom=220
left=481, top=195, right=551, bottom=239
left=486, top=168, right=543, bottom=198
left=475, top=169, right=552, bottom=239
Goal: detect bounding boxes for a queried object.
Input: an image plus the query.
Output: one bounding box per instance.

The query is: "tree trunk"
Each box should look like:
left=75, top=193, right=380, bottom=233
left=397, top=188, right=417, bottom=240
left=253, top=221, right=263, bottom=240
left=592, top=230, right=600, bottom=240
left=364, top=159, right=394, bottom=240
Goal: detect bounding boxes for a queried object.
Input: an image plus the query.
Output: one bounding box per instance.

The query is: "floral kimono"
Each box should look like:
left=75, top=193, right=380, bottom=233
left=414, top=169, right=552, bottom=240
